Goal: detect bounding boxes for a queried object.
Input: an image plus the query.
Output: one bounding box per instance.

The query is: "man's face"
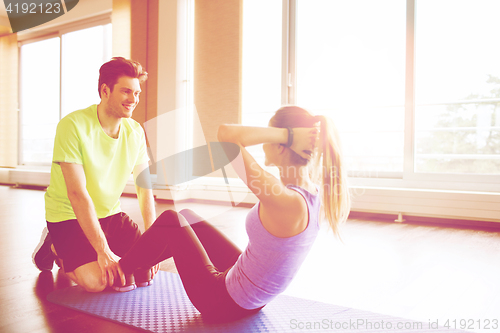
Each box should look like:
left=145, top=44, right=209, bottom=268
left=104, top=76, right=141, bottom=118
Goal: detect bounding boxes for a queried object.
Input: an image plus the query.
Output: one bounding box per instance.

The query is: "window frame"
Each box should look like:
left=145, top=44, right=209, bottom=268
left=280, top=0, right=500, bottom=192
left=17, top=14, right=111, bottom=166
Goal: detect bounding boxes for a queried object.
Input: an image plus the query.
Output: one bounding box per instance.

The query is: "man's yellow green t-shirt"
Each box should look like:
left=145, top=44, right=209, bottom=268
left=45, top=104, right=149, bottom=222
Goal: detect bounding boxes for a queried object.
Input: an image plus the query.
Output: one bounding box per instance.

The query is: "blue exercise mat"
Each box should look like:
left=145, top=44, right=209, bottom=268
left=47, top=271, right=464, bottom=333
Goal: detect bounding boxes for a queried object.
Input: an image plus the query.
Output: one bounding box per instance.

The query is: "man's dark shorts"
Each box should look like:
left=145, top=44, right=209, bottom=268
left=47, top=212, right=142, bottom=273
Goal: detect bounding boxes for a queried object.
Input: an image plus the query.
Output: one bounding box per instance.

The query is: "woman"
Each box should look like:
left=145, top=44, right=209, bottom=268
left=116, top=106, right=351, bottom=322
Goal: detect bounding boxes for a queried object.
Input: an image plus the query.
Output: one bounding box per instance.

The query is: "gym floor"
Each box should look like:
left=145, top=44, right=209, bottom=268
left=1, top=185, right=499, bottom=333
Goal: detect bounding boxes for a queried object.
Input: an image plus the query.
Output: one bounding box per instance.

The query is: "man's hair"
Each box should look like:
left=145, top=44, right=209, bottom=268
left=98, top=57, right=148, bottom=98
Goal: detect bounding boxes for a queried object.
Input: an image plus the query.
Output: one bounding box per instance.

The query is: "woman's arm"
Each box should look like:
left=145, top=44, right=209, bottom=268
left=218, top=124, right=315, bottom=156
left=217, top=124, right=288, bottom=148
left=217, top=124, right=316, bottom=237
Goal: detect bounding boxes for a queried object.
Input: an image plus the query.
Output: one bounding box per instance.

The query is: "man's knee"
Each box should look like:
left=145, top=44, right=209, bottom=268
left=73, top=263, right=107, bottom=293
left=80, top=275, right=107, bottom=293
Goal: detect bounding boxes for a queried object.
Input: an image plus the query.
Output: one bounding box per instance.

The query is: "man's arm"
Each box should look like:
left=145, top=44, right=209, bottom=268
left=133, top=162, right=156, bottom=230
left=60, top=162, right=126, bottom=287
left=132, top=162, right=159, bottom=277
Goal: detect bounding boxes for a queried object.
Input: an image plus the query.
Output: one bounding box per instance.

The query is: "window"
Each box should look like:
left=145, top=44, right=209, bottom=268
left=61, top=25, right=112, bottom=118
left=241, top=0, right=283, bottom=163
left=20, top=37, right=61, bottom=165
left=414, top=0, right=500, bottom=175
left=241, top=0, right=500, bottom=191
left=296, top=0, right=406, bottom=177
left=19, top=23, right=112, bottom=165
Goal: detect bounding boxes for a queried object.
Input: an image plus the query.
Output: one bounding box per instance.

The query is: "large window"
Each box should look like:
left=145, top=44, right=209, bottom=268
left=414, top=0, right=500, bottom=175
left=296, top=0, right=406, bottom=177
left=241, top=0, right=283, bottom=162
left=20, top=37, right=61, bottom=165
left=242, top=0, right=500, bottom=191
left=19, top=23, right=112, bottom=165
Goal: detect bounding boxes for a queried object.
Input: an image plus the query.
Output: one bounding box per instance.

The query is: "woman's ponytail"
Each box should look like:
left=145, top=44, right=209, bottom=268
left=316, top=115, right=350, bottom=235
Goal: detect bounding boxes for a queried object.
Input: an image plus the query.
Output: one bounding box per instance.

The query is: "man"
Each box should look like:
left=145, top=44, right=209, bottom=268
left=32, top=57, right=157, bottom=292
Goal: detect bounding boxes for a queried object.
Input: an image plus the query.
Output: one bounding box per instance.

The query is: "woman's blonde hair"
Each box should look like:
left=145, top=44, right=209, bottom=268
left=269, top=106, right=351, bottom=235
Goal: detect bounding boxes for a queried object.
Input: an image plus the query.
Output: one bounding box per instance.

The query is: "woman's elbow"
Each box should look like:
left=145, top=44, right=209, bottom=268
left=217, top=124, right=230, bottom=142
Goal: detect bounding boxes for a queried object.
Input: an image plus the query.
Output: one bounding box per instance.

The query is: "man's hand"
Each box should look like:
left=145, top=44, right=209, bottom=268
left=290, top=127, right=319, bottom=160
left=97, top=249, right=126, bottom=287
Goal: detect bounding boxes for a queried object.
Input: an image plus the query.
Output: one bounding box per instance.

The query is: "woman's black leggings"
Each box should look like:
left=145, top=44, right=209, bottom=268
left=119, top=209, right=262, bottom=322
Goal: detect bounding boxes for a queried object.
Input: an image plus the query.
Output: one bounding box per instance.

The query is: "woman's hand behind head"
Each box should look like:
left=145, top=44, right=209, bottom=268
left=289, top=127, right=319, bottom=161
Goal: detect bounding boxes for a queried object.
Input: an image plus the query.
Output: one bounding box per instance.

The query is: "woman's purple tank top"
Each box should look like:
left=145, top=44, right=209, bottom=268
left=225, top=184, right=320, bottom=309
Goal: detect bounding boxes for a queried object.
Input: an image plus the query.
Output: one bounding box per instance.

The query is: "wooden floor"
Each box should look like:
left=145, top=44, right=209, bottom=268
left=1, top=185, right=499, bottom=333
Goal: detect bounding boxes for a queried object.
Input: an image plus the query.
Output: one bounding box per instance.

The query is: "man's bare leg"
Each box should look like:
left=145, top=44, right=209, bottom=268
left=51, top=244, right=107, bottom=293
left=68, top=261, right=108, bottom=292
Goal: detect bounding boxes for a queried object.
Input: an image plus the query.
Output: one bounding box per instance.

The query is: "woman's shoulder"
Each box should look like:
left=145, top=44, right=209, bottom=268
left=259, top=184, right=318, bottom=238
left=286, top=183, right=319, bottom=199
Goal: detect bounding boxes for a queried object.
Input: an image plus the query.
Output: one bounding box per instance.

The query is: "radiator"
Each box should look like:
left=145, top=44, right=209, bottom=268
left=350, top=186, right=500, bottom=223
left=8, top=169, right=50, bottom=187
